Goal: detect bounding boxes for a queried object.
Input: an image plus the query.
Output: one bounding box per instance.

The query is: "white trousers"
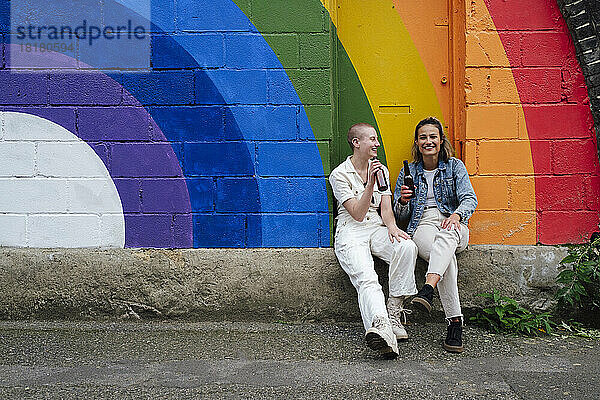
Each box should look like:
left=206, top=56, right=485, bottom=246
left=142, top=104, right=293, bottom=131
left=411, top=208, right=469, bottom=319
left=334, top=217, right=418, bottom=331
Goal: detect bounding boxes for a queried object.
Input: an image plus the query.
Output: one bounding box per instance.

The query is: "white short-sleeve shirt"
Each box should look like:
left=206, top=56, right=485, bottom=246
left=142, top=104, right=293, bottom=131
left=329, top=156, right=392, bottom=226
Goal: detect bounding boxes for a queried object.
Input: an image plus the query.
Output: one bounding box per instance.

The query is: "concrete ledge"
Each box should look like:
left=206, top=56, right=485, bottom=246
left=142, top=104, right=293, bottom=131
left=0, top=245, right=568, bottom=321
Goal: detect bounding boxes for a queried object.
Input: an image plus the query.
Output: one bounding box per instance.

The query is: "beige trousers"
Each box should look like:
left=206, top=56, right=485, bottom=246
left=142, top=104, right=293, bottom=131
left=411, top=208, right=469, bottom=319
left=334, top=217, right=418, bottom=331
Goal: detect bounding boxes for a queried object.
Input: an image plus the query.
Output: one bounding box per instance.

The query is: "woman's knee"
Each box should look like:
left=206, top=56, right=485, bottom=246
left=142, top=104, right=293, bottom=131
left=394, top=239, right=417, bottom=252
left=406, top=238, right=418, bottom=253
left=434, top=228, right=460, bottom=248
left=391, top=238, right=418, bottom=256
left=413, top=239, right=431, bottom=261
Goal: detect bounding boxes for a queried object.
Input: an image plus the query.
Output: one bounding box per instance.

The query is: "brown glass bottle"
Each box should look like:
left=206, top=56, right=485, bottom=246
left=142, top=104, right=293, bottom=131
left=372, top=157, right=388, bottom=191
left=403, top=160, right=415, bottom=198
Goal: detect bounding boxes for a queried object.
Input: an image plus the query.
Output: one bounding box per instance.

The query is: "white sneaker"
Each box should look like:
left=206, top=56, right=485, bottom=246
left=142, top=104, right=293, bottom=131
left=365, top=315, right=399, bottom=359
left=387, top=296, right=411, bottom=341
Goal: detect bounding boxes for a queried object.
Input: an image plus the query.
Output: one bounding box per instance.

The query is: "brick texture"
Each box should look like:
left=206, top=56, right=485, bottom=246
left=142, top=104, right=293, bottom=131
left=0, top=0, right=333, bottom=249
left=468, top=210, right=537, bottom=245
left=5, top=0, right=599, bottom=248
left=467, top=0, right=600, bottom=244
left=470, top=176, right=509, bottom=210
left=557, top=0, right=600, bottom=165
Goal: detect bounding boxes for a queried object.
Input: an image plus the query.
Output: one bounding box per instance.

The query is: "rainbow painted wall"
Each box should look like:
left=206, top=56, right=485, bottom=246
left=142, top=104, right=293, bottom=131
left=0, top=0, right=598, bottom=248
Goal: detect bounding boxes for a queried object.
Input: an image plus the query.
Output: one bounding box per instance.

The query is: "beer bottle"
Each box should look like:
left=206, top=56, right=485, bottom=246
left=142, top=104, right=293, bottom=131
left=403, top=160, right=415, bottom=198
left=372, top=157, right=388, bottom=191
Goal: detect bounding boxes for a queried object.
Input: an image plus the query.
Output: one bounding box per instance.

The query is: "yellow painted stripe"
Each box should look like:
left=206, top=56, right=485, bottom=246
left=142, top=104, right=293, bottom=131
left=321, top=0, right=443, bottom=190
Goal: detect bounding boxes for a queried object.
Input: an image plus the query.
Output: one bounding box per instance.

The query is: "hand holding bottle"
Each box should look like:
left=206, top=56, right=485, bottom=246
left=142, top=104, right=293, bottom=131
left=366, top=158, right=381, bottom=188
left=399, top=186, right=414, bottom=204
left=370, top=157, right=388, bottom=191
left=400, top=160, right=415, bottom=204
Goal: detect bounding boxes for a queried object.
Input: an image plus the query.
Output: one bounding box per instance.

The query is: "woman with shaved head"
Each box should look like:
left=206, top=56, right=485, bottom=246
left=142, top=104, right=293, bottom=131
left=330, top=123, right=418, bottom=359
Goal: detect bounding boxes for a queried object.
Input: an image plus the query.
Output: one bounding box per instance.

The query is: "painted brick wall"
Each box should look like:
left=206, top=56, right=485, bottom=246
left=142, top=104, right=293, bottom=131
left=1, top=0, right=598, bottom=248
left=465, top=0, right=600, bottom=244
left=0, top=111, right=125, bottom=247
left=0, top=0, right=332, bottom=248
left=233, top=0, right=336, bottom=242
left=229, top=0, right=334, bottom=247
left=557, top=0, right=600, bottom=160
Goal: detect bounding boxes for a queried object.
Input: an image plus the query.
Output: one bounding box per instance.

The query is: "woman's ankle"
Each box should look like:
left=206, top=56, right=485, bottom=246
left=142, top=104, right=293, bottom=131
left=424, top=273, right=441, bottom=288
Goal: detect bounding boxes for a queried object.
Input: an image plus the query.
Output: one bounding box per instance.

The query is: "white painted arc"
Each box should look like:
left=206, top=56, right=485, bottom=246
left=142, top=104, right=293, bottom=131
left=0, top=112, right=125, bottom=248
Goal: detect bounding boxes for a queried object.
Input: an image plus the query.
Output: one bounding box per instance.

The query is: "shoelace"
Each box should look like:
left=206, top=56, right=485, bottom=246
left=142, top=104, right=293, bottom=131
left=388, top=305, right=412, bottom=325
left=371, top=315, right=389, bottom=329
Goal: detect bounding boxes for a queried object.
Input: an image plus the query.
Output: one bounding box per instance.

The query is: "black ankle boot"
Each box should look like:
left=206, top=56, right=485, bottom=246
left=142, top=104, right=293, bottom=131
left=443, top=319, right=464, bottom=353
left=411, top=284, right=434, bottom=313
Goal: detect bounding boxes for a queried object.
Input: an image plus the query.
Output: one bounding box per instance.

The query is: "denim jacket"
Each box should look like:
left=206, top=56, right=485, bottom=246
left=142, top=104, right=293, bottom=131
left=393, top=157, right=477, bottom=236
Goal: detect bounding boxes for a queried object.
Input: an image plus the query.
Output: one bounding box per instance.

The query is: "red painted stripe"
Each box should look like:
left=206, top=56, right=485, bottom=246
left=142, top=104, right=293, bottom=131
left=484, top=0, right=600, bottom=244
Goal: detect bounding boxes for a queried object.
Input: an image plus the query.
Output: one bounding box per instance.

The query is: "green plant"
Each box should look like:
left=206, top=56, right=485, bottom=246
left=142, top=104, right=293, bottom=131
left=470, top=290, right=555, bottom=336
left=555, top=235, right=600, bottom=312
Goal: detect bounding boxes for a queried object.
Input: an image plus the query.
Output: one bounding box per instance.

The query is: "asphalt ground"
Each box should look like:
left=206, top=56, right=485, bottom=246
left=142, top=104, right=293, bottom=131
left=0, top=320, right=599, bottom=399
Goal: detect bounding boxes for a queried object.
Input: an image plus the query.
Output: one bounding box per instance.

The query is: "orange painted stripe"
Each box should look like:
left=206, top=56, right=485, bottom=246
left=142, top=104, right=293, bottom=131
left=393, top=0, right=452, bottom=126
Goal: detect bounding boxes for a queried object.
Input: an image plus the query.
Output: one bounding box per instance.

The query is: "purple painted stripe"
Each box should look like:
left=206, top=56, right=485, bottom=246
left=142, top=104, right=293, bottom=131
left=173, top=214, right=194, bottom=248
left=141, top=179, right=192, bottom=213
left=125, top=214, right=174, bottom=248
left=49, top=72, right=123, bottom=105
left=0, top=71, right=47, bottom=105
left=1, top=45, right=193, bottom=248
left=78, top=107, right=152, bottom=142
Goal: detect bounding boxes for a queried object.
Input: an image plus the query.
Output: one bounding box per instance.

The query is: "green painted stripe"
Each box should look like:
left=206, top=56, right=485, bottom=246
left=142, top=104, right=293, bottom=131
left=232, top=0, right=384, bottom=166
left=333, top=24, right=386, bottom=167
left=233, top=0, right=388, bottom=245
